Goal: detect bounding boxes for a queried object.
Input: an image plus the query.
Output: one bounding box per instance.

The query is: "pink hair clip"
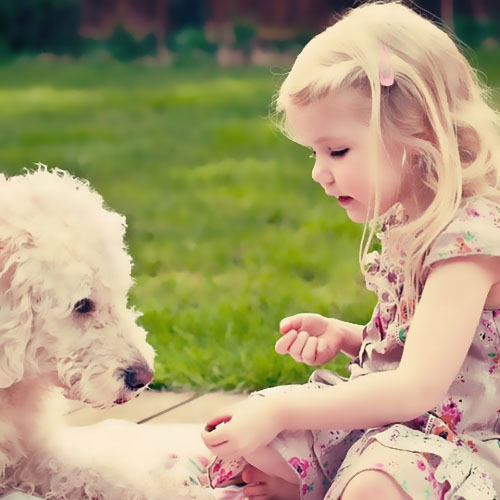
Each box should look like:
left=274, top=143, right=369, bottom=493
left=379, top=44, right=395, bottom=87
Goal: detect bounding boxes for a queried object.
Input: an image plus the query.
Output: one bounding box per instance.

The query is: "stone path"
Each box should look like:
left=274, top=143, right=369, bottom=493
left=64, top=389, right=247, bottom=426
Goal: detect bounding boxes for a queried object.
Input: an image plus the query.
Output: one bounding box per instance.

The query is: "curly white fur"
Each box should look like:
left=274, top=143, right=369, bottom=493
left=0, top=166, right=211, bottom=500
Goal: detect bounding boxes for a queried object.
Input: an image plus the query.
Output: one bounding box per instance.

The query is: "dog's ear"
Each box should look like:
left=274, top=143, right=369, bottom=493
left=0, top=230, right=35, bottom=388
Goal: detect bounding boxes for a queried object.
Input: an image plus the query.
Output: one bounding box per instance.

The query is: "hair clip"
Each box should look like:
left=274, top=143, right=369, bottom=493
left=379, top=44, right=395, bottom=87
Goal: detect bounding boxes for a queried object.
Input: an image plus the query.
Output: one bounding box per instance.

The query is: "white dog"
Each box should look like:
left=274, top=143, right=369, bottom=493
left=0, top=166, right=212, bottom=500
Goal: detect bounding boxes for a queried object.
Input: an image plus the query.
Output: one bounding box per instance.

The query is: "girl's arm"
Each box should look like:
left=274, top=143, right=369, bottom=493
left=275, top=254, right=498, bottom=432
left=337, top=320, right=365, bottom=359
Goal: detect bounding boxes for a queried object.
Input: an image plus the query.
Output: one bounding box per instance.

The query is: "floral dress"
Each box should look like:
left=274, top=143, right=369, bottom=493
left=207, top=196, right=500, bottom=500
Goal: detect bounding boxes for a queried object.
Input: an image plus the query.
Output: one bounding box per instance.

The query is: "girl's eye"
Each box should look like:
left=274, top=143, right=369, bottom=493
left=330, top=148, right=349, bottom=158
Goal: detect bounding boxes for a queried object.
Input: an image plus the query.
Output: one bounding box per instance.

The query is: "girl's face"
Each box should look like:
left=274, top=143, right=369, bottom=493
left=286, top=88, right=414, bottom=223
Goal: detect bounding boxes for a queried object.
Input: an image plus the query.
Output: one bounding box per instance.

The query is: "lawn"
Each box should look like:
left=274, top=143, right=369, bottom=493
left=0, top=50, right=498, bottom=392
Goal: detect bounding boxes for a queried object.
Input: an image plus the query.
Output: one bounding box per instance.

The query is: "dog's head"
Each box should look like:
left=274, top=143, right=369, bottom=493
left=0, top=166, right=155, bottom=407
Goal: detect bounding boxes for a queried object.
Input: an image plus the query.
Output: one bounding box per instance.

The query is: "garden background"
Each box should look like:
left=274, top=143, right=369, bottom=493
left=0, top=0, right=498, bottom=392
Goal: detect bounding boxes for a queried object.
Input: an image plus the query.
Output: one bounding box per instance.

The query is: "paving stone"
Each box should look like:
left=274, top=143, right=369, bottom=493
left=148, top=391, right=247, bottom=424
left=64, top=390, right=197, bottom=426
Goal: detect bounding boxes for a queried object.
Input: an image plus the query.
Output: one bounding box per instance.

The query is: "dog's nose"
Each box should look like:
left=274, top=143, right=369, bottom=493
left=124, top=365, right=154, bottom=391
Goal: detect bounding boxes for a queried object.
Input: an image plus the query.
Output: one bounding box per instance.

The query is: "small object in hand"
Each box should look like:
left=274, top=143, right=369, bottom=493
left=204, top=415, right=232, bottom=432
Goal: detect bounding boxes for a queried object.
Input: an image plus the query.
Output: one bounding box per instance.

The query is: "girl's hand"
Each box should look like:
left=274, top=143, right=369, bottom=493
left=276, top=313, right=345, bottom=365
left=201, top=397, right=282, bottom=460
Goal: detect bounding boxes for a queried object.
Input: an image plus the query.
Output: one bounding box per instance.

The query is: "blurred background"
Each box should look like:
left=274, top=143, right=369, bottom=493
left=0, top=0, right=498, bottom=392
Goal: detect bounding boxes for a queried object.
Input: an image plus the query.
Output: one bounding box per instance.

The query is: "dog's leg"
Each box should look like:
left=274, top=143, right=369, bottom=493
left=34, top=421, right=214, bottom=500
left=21, top=455, right=211, bottom=500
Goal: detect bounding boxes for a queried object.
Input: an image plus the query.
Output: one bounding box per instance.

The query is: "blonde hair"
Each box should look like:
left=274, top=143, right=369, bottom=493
left=273, top=0, right=500, bottom=319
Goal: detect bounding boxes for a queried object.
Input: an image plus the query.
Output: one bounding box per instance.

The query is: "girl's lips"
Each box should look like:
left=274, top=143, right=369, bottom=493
left=338, top=196, right=353, bottom=206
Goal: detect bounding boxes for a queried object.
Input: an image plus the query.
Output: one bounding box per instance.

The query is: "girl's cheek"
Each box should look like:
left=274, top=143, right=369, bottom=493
left=348, top=171, right=369, bottom=189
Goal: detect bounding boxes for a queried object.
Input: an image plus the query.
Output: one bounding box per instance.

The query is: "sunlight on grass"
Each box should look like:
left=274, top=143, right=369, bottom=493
left=0, top=53, right=498, bottom=391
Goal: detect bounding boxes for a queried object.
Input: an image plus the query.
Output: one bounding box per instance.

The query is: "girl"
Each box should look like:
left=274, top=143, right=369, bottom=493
left=202, top=1, right=500, bottom=499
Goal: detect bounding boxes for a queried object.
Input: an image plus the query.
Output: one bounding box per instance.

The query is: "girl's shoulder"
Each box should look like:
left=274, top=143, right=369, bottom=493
left=422, top=195, right=500, bottom=273
left=454, top=195, right=500, bottom=223
left=364, top=197, right=500, bottom=295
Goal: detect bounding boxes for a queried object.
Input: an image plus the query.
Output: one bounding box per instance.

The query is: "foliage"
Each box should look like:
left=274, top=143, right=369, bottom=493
left=0, top=0, right=82, bottom=56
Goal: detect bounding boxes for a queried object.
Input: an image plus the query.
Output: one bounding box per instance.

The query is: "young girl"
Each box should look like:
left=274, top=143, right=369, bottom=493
left=201, top=1, right=500, bottom=499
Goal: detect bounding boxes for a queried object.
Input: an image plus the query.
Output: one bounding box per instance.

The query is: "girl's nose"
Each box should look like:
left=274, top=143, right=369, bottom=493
left=312, top=162, right=334, bottom=185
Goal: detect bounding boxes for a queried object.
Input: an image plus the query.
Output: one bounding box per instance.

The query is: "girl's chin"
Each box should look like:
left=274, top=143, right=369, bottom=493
left=344, top=205, right=371, bottom=224
left=347, top=215, right=369, bottom=224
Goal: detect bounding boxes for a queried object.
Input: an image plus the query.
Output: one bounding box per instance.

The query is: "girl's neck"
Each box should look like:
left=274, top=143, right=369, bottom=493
left=398, top=184, right=435, bottom=223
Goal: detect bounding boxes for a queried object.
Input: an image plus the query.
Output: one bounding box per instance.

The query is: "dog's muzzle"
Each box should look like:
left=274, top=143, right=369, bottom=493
left=123, top=365, right=154, bottom=391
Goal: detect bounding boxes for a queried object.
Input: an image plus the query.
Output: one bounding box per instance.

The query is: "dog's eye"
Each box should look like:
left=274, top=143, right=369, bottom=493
left=73, top=298, right=95, bottom=314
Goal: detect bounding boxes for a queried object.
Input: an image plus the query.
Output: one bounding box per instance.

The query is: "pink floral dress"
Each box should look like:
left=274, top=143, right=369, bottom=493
left=208, top=196, right=500, bottom=499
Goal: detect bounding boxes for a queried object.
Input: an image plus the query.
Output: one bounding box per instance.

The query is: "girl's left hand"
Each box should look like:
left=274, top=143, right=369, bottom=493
left=201, top=397, right=282, bottom=459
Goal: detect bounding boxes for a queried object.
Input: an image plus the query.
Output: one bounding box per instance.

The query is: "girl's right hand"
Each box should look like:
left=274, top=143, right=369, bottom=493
left=275, top=313, right=345, bottom=365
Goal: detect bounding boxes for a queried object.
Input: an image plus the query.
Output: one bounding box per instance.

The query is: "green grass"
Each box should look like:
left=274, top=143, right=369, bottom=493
left=0, top=51, right=498, bottom=392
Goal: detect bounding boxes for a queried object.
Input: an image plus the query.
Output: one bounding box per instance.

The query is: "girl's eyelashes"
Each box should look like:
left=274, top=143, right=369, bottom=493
left=330, top=148, right=349, bottom=158
left=308, top=148, right=349, bottom=159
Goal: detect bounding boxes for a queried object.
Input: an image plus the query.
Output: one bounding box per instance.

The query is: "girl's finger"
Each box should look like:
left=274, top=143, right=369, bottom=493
left=205, top=414, right=232, bottom=432
left=279, top=315, right=299, bottom=334
left=314, top=338, right=330, bottom=364
left=243, top=485, right=267, bottom=496
left=279, top=316, right=292, bottom=333
left=275, top=330, right=298, bottom=354
left=317, top=338, right=327, bottom=353
left=301, top=337, right=318, bottom=365
left=207, top=441, right=238, bottom=460
left=200, top=433, right=227, bottom=449
left=279, top=314, right=302, bottom=334
left=200, top=426, right=230, bottom=447
left=288, top=330, right=308, bottom=361
left=318, top=338, right=332, bottom=357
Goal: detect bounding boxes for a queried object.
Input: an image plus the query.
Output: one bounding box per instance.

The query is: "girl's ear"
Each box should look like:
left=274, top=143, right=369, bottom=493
left=0, top=230, right=35, bottom=388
